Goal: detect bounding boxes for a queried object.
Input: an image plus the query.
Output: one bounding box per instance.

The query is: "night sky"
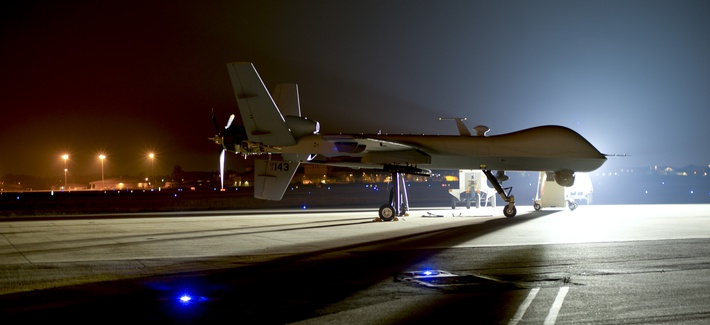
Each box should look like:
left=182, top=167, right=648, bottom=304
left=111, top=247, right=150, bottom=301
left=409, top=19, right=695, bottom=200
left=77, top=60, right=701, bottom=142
left=2, top=0, right=709, bottom=179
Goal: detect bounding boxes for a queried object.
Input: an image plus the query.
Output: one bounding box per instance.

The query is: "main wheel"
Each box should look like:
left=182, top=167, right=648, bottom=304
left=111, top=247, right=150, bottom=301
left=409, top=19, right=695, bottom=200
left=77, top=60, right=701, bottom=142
left=503, top=205, right=517, bottom=218
left=379, top=204, right=396, bottom=221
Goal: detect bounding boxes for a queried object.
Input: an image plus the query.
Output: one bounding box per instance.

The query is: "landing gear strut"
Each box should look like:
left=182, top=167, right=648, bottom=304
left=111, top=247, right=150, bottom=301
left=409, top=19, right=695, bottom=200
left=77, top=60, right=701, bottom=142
left=482, top=169, right=517, bottom=218
left=379, top=172, right=409, bottom=221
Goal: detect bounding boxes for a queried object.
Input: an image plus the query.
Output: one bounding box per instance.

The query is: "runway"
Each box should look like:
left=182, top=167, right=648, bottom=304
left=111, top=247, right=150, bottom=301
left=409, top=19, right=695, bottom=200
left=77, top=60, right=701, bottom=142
left=1, top=204, right=710, bottom=323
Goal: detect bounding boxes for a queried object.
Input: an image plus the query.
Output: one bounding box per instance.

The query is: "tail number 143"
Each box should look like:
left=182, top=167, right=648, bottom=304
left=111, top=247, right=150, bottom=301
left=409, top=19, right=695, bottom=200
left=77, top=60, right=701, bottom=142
left=269, top=161, right=291, bottom=172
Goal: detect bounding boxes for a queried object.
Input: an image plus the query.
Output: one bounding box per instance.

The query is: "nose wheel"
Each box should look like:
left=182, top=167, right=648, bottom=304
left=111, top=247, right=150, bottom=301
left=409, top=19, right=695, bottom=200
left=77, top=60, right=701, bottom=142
left=482, top=169, right=517, bottom=218
left=503, top=205, right=517, bottom=218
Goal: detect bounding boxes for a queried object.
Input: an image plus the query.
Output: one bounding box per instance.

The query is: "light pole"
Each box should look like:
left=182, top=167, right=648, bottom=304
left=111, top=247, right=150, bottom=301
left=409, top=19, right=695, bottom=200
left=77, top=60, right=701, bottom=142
left=99, top=154, right=106, bottom=189
left=148, top=152, right=155, bottom=188
left=62, top=154, right=69, bottom=190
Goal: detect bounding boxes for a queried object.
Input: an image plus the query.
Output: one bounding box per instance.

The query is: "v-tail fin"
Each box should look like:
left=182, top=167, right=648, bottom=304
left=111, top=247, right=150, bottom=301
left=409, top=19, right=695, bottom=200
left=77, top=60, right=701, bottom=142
left=273, top=83, right=301, bottom=117
left=254, top=159, right=300, bottom=200
left=227, top=62, right=297, bottom=146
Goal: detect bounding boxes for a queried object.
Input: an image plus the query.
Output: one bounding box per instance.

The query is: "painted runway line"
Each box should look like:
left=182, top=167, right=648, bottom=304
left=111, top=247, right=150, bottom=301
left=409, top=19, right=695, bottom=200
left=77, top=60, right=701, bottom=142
left=509, top=287, right=570, bottom=325
left=544, top=287, right=570, bottom=325
left=509, top=287, right=540, bottom=325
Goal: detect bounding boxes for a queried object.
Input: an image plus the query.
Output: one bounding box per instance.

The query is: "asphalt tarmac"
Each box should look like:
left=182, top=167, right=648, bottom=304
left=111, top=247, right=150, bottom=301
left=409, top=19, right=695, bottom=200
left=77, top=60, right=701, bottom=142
left=1, top=204, right=709, bottom=324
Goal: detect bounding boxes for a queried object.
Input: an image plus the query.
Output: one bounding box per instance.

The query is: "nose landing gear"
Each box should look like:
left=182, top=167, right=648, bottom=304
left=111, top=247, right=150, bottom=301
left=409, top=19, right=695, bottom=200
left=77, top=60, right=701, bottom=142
left=482, top=169, right=517, bottom=218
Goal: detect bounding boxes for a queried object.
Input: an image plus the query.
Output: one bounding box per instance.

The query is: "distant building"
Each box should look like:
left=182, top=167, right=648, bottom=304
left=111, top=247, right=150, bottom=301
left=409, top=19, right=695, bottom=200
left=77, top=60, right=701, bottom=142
left=89, top=178, right=147, bottom=190
left=62, top=183, right=87, bottom=191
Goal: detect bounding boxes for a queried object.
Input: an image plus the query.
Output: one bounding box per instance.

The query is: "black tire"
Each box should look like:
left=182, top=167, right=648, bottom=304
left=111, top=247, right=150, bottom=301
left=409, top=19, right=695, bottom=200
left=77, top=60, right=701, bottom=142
left=503, top=205, right=517, bottom=218
left=379, top=204, right=396, bottom=221
left=533, top=203, right=542, bottom=211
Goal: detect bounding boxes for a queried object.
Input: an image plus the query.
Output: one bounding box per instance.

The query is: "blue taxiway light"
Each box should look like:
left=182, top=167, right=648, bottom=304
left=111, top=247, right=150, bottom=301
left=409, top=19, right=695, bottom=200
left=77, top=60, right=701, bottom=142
left=176, top=293, right=208, bottom=306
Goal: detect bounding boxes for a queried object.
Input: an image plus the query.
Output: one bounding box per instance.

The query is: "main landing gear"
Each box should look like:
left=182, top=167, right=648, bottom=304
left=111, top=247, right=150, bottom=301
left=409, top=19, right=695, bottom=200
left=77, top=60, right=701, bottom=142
left=378, top=172, right=409, bottom=221
left=481, top=169, right=517, bottom=218
left=376, top=168, right=517, bottom=220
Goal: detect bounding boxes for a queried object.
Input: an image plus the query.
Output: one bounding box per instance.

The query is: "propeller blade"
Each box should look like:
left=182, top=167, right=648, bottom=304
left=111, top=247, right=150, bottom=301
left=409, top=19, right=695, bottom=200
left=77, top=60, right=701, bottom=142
left=211, top=108, right=221, bottom=135
left=219, top=149, right=226, bottom=190
left=225, top=114, right=235, bottom=130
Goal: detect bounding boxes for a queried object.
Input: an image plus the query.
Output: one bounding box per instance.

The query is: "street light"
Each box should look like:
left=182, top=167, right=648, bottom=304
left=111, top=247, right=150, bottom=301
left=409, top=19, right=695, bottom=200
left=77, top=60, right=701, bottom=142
left=99, top=154, right=106, bottom=189
left=148, top=152, right=155, bottom=188
left=61, top=154, right=69, bottom=191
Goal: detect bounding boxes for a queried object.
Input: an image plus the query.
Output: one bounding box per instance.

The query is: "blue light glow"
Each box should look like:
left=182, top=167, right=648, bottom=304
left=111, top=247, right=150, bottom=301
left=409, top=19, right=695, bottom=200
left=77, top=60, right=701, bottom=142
left=174, top=291, right=208, bottom=307
left=179, top=295, right=192, bottom=304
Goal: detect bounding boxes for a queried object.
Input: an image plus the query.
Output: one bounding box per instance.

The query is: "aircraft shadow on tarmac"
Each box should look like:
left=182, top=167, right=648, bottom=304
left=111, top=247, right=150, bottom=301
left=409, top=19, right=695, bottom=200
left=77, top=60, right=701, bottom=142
left=1, top=210, right=561, bottom=323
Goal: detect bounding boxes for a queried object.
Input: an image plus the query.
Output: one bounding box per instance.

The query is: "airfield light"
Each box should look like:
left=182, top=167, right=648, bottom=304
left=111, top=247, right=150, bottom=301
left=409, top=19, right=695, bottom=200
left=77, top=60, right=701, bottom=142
left=99, top=154, right=106, bottom=189
left=148, top=152, right=155, bottom=188
left=179, top=295, right=192, bottom=304
left=61, top=154, right=69, bottom=190
left=174, top=290, right=208, bottom=307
